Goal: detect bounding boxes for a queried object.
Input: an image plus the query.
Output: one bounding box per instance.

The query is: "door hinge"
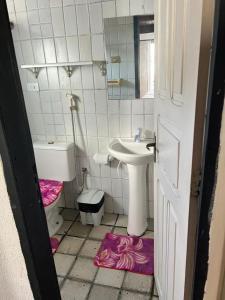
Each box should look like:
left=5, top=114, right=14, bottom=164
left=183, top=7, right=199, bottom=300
left=191, top=172, right=202, bottom=198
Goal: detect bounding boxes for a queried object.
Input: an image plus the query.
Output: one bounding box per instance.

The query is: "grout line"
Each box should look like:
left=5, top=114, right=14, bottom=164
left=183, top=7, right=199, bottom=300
left=56, top=211, right=156, bottom=298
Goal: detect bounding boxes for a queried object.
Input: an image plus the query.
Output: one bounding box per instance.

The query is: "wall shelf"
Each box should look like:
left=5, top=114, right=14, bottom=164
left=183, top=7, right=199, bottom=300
left=21, top=61, right=106, bottom=78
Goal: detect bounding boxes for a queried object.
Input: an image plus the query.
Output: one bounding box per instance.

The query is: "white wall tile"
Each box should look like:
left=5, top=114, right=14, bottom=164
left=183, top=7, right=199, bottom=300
left=101, top=178, right=112, bottom=195
left=38, top=0, right=49, bottom=9
left=14, top=41, right=24, bottom=65
left=63, top=0, right=73, bottom=6
left=116, top=0, right=129, bottom=17
left=83, top=90, right=95, bottom=113
left=132, top=115, right=144, bottom=136
left=97, top=115, right=108, bottom=137
left=120, top=100, right=131, bottom=114
left=10, top=0, right=155, bottom=216
left=87, top=137, right=99, bottom=156
left=120, top=115, right=131, bottom=137
left=79, top=35, right=92, bottom=61
left=109, top=114, right=120, bottom=137
left=47, top=67, right=60, bottom=89
left=95, top=90, right=107, bottom=114
left=43, top=38, right=56, bottom=63
left=55, top=37, right=68, bottom=62
left=107, top=100, right=119, bottom=115
left=92, top=34, right=105, bottom=60
left=89, top=3, right=103, bottom=34
left=81, top=66, right=94, bottom=89
left=86, top=114, right=97, bottom=136
left=113, top=197, right=123, bottom=214
left=32, top=40, right=45, bottom=63
left=26, top=0, right=38, bottom=10
left=130, top=0, right=145, bottom=15
left=41, top=24, right=54, bottom=37
left=75, top=113, right=87, bottom=136
left=39, top=8, right=51, bottom=23
left=30, top=24, right=42, bottom=38
left=29, top=114, right=46, bottom=135
left=93, top=65, right=106, bottom=89
left=24, top=92, right=42, bottom=113
left=14, top=0, right=26, bottom=12
left=21, top=40, right=34, bottom=64
left=55, top=124, right=66, bottom=135
left=104, top=195, right=114, bottom=213
left=132, top=99, right=144, bottom=114
left=102, top=1, right=116, bottom=18
left=144, top=115, right=154, bottom=138
left=89, top=157, right=101, bottom=176
left=76, top=4, right=90, bottom=35
left=50, top=0, right=62, bottom=7
left=17, top=12, right=30, bottom=40
left=144, top=100, right=154, bottom=114
left=66, top=36, right=80, bottom=62
left=58, top=68, right=71, bottom=89
left=63, top=6, right=78, bottom=36
left=38, top=69, right=49, bottom=90
left=144, top=0, right=154, bottom=14
left=27, top=10, right=39, bottom=25
left=51, top=7, right=65, bottom=37
left=70, top=68, right=82, bottom=89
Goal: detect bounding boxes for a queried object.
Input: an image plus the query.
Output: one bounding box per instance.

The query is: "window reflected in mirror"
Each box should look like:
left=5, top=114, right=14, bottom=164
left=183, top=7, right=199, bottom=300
left=104, top=15, right=154, bottom=100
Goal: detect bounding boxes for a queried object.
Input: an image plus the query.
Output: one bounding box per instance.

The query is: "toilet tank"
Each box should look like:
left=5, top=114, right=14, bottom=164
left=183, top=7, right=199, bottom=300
left=33, top=142, right=75, bottom=182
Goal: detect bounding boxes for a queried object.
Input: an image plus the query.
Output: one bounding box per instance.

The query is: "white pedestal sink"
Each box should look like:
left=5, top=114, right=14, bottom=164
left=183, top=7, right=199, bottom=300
left=108, top=138, right=154, bottom=236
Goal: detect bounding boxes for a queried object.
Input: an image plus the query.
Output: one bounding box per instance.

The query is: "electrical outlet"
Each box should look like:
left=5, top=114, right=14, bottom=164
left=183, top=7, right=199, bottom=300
left=27, top=82, right=39, bottom=92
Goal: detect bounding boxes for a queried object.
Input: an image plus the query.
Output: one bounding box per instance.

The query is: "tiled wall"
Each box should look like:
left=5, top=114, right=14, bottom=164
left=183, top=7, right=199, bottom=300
left=7, top=0, right=154, bottom=218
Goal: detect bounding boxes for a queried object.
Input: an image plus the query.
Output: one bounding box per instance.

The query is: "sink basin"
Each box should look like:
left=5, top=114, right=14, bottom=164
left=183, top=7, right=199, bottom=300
left=108, top=138, right=154, bottom=236
left=108, top=138, right=154, bottom=165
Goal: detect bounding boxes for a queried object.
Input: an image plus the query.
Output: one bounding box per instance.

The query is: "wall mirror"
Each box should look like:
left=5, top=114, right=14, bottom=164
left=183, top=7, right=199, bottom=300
left=104, top=15, right=154, bottom=100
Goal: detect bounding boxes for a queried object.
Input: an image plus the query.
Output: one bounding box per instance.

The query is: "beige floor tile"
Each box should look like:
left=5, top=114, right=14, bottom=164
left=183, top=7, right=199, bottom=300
left=142, top=231, right=154, bottom=239
left=120, top=290, right=149, bottom=300
left=61, top=208, right=79, bottom=221
left=57, top=221, right=73, bottom=235
left=61, top=279, right=91, bottom=300
left=115, top=215, right=128, bottom=227
left=52, top=234, right=63, bottom=242
left=57, top=236, right=84, bottom=255
left=101, top=213, right=118, bottom=226
left=122, top=273, right=153, bottom=293
left=54, top=253, right=75, bottom=276
left=69, top=257, right=98, bottom=281
left=89, top=225, right=112, bottom=240
left=88, top=285, right=120, bottom=300
left=80, top=239, right=101, bottom=258
left=113, top=227, right=128, bottom=235
left=68, top=222, right=92, bottom=238
left=95, top=268, right=125, bottom=288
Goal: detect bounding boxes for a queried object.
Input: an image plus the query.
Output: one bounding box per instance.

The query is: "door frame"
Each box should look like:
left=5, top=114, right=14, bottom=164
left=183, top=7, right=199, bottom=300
left=192, top=0, right=225, bottom=298
left=0, top=1, right=61, bottom=299
left=0, top=0, right=224, bottom=299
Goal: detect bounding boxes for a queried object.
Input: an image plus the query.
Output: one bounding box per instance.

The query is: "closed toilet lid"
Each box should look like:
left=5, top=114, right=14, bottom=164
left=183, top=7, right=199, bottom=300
left=39, top=179, right=63, bottom=207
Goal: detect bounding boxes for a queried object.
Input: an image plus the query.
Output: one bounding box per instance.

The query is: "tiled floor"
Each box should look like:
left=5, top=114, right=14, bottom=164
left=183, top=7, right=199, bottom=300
left=54, top=208, right=158, bottom=300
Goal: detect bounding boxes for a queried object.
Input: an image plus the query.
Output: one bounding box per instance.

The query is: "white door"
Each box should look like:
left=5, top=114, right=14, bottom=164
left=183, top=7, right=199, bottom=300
left=154, top=0, right=206, bottom=299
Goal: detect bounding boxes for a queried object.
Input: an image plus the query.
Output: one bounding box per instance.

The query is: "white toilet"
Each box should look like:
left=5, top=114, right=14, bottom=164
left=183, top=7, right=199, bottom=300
left=33, top=141, right=75, bottom=236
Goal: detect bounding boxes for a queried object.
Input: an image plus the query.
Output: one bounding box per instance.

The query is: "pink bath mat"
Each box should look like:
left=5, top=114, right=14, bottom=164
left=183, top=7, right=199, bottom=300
left=50, top=237, right=60, bottom=254
left=94, top=233, right=154, bottom=275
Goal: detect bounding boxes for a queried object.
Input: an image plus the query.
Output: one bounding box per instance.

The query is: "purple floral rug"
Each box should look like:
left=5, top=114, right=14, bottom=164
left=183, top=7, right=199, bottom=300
left=50, top=237, right=59, bottom=254
left=94, top=233, right=154, bottom=275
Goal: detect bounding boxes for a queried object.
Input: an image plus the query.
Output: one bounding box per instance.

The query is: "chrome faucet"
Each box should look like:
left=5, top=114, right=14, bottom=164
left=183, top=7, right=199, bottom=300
left=134, top=128, right=142, bottom=143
